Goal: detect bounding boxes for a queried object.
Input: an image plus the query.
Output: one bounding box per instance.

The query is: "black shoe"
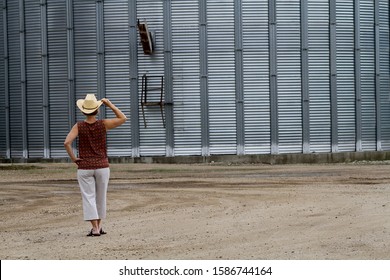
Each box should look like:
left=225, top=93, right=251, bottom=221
left=87, top=229, right=101, bottom=237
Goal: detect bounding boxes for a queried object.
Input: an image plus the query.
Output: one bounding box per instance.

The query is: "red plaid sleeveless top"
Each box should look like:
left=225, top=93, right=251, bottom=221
left=77, top=120, right=109, bottom=169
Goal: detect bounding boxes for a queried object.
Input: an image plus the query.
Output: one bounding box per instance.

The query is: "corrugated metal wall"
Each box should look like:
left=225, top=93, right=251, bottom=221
left=277, top=0, right=303, bottom=153
left=73, top=1, right=98, bottom=114
left=7, top=0, right=24, bottom=158
left=360, top=0, right=377, bottom=151
left=208, top=0, right=237, bottom=155
left=308, top=0, right=331, bottom=153
left=172, top=0, right=202, bottom=156
left=0, top=0, right=5, bottom=158
left=336, top=0, right=356, bottom=152
left=47, top=0, right=68, bottom=158
left=137, top=0, right=166, bottom=156
left=0, top=0, right=390, bottom=160
left=380, top=0, right=390, bottom=150
left=242, top=0, right=270, bottom=155
left=25, top=0, right=44, bottom=158
left=104, top=0, right=132, bottom=157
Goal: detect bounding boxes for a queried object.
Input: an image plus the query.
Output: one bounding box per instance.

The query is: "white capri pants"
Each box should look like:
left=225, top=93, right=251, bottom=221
left=77, top=168, right=110, bottom=221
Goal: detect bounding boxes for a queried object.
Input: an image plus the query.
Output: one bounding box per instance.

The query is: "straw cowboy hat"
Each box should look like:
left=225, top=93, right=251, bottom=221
left=77, top=94, right=103, bottom=114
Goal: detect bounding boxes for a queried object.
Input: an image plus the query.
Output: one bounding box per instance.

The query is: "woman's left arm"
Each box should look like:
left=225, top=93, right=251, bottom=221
left=64, top=124, right=80, bottom=164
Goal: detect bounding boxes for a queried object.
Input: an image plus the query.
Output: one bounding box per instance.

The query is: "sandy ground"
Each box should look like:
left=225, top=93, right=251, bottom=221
left=0, top=161, right=389, bottom=260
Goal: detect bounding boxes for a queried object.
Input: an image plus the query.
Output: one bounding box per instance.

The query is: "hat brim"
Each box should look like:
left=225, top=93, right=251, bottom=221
left=77, top=99, right=103, bottom=114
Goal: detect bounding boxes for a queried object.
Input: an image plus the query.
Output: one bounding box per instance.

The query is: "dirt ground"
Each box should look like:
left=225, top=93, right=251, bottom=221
left=0, top=161, right=389, bottom=260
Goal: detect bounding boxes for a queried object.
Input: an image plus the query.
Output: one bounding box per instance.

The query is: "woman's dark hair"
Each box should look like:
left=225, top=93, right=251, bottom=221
left=83, top=110, right=99, bottom=116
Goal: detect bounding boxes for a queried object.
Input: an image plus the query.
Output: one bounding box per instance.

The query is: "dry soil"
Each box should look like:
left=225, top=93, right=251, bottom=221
left=0, top=162, right=389, bottom=260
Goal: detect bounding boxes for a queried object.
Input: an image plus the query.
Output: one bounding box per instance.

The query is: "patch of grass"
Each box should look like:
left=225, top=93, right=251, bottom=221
left=0, top=165, right=45, bottom=171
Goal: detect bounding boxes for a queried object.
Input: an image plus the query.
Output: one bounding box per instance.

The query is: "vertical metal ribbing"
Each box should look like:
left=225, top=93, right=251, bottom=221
left=163, top=0, right=174, bottom=157
left=354, top=0, right=362, bottom=152
left=199, top=0, right=209, bottom=156
left=129, top=0, right=139, bottom=157
left=66, top=0, right=76, bottom=152
left=301, top=0, right=310, bottom=153
left=96, top=0, right=105, bottom=118
left=19, top=0, right=28, bottom=158
left=3, top=1, right=10, bottom=158
left=329, top=0, right=338, bottom=152
left=269, top=0, right=278, bottom=154
left=40, top=0, right=50, bottom=158
left=374, top=0, right=381, bottom=151
left=234, top=0, right=244, bottom=155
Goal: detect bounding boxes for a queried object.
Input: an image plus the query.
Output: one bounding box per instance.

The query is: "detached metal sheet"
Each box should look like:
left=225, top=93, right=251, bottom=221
left=360, top=0, right=377, bottom=151
left=47, top=0, right=69, bottom=157
left=308, top=0, right=331, bottom=153
left=336, top=0, right=356, bottom=152
left=276, top=0, right=302, bottom=153
left=137, top=0, right=166, bottom=156
left=171, top=0, right=202, bottom=156
left=25, top=0, right=44, bottom=158
left=7, top=1, right=23, bottom=158
left=379, top=0, right=390, bottom=149
left=104, top=0, right=132, bottom=157
left=207, top=0, right=237, bottom=155
left=242, top=0, right=270, bottom=154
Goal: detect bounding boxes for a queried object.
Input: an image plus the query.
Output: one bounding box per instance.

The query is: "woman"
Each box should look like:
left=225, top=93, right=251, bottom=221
left=64, top=94, right=127, bottom=236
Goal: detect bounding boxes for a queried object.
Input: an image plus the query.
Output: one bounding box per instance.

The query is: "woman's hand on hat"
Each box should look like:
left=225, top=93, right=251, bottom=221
left=101, top=98, right=111, bottom=106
